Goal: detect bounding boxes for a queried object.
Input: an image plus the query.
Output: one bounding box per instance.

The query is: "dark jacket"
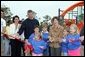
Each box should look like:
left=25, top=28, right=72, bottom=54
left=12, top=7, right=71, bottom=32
left=17, top=18, right=39, bottom=39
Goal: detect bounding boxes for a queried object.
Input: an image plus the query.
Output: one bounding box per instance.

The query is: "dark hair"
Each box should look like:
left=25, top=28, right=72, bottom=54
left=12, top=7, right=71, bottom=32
left=12, top=15, right=20, bottom=23
left=34, top=25, right=39, bottom=29
left=27, top=10, right=33, bottom=14
left=34, top=25, right=41, bottom=32
left=51, top=16, right=59, bottom=23
left=1, top=10, right=4, bottom=12
left=19, top=20, right=22, bottom=24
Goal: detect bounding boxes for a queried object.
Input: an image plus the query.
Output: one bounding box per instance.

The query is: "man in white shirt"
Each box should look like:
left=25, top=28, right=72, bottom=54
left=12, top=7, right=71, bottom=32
left=1, top=10, right=8, bottom=56
left=1, top=18, right=6, bottom=34
left=1, top=10, right=6, bottom=42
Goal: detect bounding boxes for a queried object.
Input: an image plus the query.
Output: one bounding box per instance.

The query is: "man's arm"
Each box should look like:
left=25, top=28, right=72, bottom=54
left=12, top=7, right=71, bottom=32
left=17, top=21, right=25, bottom=35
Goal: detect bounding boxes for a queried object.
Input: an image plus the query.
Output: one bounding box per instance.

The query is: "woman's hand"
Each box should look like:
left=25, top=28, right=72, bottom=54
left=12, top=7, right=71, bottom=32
left=49, top=36, right=54, bottom=42
left=8, top=34, right=15, bottom=39
left=79, top=36, right=84, bottom=41
left=62, top=38, right=66, bottom=42
left=25, top=39, right=31, bottom=45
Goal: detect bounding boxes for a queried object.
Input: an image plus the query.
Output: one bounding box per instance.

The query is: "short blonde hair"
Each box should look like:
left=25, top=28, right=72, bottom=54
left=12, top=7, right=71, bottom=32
left=70, top=24, right=79, bottom=34
left=42, top=23, right=48, bottom=28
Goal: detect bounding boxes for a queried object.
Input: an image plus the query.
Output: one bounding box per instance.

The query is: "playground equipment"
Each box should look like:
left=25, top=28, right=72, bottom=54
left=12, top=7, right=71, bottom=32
left=60, top=1, right=84, bottom=17
left=59, top=1, right=84, bottom=32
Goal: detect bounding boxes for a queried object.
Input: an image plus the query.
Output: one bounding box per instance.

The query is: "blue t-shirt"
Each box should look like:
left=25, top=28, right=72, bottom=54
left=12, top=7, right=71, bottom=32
left=41, top=31, right=49, bottom=47
left=66, top=34, right=81, bottom=50
left=61, top=35, right=68, bottom=53
left=28, top=33, right=47, bottom=54
left=28, top=33, right=35, bottom=41
left=41, top=31, right=49, bottom=42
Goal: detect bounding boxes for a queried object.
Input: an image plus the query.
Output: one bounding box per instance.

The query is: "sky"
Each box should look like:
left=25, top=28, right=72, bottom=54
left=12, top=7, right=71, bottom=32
left=1, top=1, right=80, bottom=22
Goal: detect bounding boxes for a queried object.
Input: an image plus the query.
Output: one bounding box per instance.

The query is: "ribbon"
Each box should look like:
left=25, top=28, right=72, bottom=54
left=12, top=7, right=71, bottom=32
left=2, top=32, right=33, bottom=53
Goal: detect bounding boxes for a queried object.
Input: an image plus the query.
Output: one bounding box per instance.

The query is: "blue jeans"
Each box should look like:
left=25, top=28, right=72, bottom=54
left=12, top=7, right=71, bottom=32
left=1, top=36, right=5, bottom=44
left=1, top=36, right=4, bottom=56
left=3, top=37, right=10, bottom=56
left=63, top=52, right=67, bottom=56
left=62, top=52, right=68, bottom=56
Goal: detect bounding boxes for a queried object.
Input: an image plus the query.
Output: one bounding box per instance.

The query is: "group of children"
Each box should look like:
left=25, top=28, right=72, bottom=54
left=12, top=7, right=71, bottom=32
left=25, top=24, right=82, bottom=56
left=25, top=25, right=49, bottom=56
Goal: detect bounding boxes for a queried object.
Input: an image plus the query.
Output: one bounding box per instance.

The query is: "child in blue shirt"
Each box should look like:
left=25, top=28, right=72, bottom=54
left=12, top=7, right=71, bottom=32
left=41, top=24, right=49, bottom=56
left=61, top=27, right=69, bottom=56
left=66, top=24, right=81, bottom=56
left=28, top=25, right=47, bottom=56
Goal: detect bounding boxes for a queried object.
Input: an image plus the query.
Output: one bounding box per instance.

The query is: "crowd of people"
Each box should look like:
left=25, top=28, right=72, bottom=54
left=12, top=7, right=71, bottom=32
left=1, top=9, right=84, bottom=56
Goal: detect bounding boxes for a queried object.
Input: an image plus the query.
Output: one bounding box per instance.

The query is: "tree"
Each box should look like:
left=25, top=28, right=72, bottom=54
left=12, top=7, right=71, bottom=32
left=43, top=15, right=51, bottom=23
left=77, top=14, right=84, bottom=22
left=1, top=4, right=13, bottom=22
left=58, top=16, right=64, bottom=26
